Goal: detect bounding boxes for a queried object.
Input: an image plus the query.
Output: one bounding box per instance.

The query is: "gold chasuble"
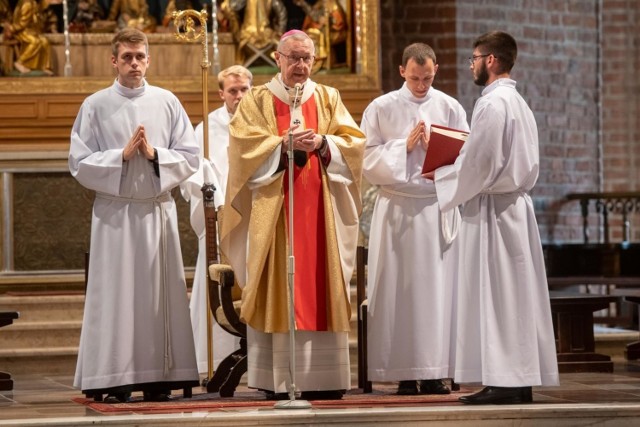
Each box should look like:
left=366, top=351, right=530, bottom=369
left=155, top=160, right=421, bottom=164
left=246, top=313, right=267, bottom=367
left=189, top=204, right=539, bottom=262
left=221, top=78, right=365, bottom=334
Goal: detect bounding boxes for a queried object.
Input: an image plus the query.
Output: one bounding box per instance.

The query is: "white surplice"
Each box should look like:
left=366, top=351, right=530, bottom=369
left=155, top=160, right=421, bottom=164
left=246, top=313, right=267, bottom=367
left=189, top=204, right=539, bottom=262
left=181, top=106, right=241, bottom=375
left=361, top=83, right=469, bottom=381
left=434, top=78, right=559, bottom=387
left=70, top=79, right=200, bottom=392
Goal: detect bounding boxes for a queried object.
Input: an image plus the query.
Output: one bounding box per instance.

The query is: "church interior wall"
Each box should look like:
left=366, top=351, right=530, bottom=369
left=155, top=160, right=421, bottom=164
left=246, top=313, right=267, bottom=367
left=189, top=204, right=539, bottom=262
left=0, top=0, right=637, bottom=283
left=379, top=0, right=639, bottom=244
left=0, top=0, right=381, bottom=280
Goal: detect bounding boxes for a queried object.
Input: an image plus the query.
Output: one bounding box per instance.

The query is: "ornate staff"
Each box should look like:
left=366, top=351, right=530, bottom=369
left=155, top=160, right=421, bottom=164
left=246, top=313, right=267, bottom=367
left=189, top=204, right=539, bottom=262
left=172, top=8, right=214, bottom=382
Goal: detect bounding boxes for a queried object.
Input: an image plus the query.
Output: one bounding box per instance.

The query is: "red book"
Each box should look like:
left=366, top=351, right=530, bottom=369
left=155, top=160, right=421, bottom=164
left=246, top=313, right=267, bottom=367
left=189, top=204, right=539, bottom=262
left=421, top=124, right=469, bottom=174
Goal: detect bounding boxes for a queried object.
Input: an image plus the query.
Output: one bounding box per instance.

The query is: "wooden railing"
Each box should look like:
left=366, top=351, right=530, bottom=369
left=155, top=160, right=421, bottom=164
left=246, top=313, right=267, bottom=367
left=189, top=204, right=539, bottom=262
left=567, top=191, right=640, bottom=243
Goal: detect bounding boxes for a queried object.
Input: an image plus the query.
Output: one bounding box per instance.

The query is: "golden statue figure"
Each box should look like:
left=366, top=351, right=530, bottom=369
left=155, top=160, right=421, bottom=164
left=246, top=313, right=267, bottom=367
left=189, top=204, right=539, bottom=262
left=162, top=0, right=194, bottom=28
left=0, top=0, right=11, bottom=24
left=107, top=0, right=156, bottom=32
left=221, top=0, right=287, bottom=65
left=7, top=0, right=53, bottom=75
left=294, top=0, right=347, bottom=70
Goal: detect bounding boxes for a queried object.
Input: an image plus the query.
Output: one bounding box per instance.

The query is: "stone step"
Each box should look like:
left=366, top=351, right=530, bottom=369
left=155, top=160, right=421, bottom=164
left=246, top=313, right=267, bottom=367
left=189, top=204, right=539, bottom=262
left=0, top=293, right=85, bottom=322
left=0, top=320, right=81, bottom=348
left=0, top=288, right=362, bottom=378
left=594, top=325, right=640, bottom=360
left=0, top=346, right=78, bottom=376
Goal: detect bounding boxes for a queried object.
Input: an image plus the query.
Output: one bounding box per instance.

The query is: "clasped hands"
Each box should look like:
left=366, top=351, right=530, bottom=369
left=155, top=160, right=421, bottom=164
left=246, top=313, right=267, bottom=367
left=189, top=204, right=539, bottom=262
left=123, top=125, right=155, bottom=161
left=281, top=124, right=322, bottom=153
left=407, top=120, right=430, bottom=153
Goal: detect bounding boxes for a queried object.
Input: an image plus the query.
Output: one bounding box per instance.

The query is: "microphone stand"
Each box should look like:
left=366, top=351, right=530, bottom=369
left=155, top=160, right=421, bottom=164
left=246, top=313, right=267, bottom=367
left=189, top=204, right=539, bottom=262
left=274, top=84, right=311, bottom=410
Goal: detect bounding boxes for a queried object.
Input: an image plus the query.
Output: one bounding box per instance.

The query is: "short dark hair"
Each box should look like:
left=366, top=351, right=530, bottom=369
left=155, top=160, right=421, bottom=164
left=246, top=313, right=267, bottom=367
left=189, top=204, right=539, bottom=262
left=473, top=31, right=517, bottom=73
left=111, top=28, right=149, bottom=57
left=401, top=43, right=437, bottom=67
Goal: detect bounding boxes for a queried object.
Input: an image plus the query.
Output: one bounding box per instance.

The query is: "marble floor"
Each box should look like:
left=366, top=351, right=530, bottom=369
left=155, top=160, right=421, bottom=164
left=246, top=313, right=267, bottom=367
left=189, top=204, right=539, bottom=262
left=3, top=361, right=640, bottom=426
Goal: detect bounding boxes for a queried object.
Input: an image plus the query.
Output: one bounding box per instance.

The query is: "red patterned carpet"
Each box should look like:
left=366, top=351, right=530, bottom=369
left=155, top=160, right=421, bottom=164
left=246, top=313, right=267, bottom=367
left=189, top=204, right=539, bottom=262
left=73, top=384, right=469, bottom=414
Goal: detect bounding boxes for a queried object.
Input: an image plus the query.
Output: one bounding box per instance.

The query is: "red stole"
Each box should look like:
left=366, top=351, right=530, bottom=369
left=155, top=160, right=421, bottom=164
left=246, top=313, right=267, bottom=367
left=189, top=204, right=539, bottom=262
left=274, top=95, right=328, bottom=332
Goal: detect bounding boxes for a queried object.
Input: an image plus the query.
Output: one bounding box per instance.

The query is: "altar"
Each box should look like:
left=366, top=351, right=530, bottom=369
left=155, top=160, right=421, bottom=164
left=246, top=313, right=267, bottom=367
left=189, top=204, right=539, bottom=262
left=45, top=32, right=237, bottom=78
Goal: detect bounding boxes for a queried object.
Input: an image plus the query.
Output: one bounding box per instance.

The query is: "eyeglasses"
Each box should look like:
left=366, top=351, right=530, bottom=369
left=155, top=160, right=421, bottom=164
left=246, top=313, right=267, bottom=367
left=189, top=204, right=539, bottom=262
left=277, top=51, right=315, bottom=65
left=468, top=54, right=490, bottom=65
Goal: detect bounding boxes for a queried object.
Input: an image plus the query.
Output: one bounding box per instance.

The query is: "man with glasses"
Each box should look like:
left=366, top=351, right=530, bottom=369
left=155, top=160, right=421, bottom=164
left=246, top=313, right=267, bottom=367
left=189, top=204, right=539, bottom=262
left=220, top=29, right=365, bottom=400
left=425, top=31, right=559, bottom=404
left=361, top=43, right=468, bottom=396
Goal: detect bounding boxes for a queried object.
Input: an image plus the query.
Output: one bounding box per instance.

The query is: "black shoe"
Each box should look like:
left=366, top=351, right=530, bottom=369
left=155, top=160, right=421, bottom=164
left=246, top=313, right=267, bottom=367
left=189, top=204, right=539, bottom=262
left=419, top=379, right=450, bottom=395
left=396, top=380, right=419, bottom=395
left=300, top=390, right=345, bottom=400
left=458, top=386, right=532, bottom=405
left=104, top=392, right=131, bottom=403
left=143, top=390, right=172, bottom=402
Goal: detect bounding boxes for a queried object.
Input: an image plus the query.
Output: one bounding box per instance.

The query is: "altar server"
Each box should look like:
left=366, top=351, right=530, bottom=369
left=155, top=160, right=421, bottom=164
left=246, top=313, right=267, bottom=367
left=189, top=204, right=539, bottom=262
left=425, top=31, right=559, bottom=404
left=70, top=28, right=200, bottom=403
left=181, top=65, right=252, bottom=377
left=361, top=42, right=468, bottom=395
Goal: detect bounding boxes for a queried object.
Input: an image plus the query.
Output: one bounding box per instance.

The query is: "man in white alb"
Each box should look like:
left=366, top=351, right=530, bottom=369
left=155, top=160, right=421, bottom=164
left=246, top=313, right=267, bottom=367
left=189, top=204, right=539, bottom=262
left=425, top=31, right=559, bottom=404
left=181, top=65, right=252, bottom=379
left=361, top=42, right=468, bottom=395
left=70, top=28, right=200, bottom=403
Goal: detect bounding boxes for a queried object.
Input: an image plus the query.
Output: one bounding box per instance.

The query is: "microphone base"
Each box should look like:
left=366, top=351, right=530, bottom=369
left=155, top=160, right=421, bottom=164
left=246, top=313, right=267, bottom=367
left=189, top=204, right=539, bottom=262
left=273, top=399, right=312, bottom=410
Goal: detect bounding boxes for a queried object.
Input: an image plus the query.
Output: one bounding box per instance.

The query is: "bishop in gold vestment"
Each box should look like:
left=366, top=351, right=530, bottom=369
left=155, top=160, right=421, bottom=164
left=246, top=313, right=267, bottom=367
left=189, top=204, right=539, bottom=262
left=220, top=30, right=364, bottom=398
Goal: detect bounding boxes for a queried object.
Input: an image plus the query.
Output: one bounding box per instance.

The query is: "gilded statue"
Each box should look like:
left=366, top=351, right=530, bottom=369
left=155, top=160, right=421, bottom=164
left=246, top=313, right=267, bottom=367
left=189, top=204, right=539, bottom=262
left=161, top=0, right=196, bottom=29
left=107, top=0, right=156, bottom=32
left=71, top=0, right=105, bottom=32
left=0, top=0, right=10, bottom=25
left=40, top=0, right=60, bottom=33
left=293, top=0, right=347, bottom=70
left=7, top=0, right=54, bottom=75
left=221, top=0, right=287, bottom=64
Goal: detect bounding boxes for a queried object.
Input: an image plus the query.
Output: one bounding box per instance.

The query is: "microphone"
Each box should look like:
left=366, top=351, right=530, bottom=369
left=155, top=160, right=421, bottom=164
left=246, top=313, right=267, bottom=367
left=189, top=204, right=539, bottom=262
left=293, top=83, right=302, bottom=108
left=291, top=83, right=307, bottom=167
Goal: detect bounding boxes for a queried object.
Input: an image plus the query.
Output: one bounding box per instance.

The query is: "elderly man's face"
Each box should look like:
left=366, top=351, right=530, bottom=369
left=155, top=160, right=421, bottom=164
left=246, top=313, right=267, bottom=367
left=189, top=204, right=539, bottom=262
left=275, top=38, right=315, bottom=87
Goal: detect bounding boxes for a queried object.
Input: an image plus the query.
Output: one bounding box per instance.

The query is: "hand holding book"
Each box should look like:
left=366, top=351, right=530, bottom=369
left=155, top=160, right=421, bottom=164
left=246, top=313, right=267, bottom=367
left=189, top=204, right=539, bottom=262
left=421, top=124, right=469, bottom=175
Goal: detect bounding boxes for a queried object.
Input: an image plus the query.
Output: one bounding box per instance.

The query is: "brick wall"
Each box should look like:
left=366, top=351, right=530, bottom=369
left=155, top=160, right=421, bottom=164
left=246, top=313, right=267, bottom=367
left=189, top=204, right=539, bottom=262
left=379, top=0, right=460, bottom=96
left=600, top=0, right=640, bottom=241
left=379, top=0, right=639, bottom=243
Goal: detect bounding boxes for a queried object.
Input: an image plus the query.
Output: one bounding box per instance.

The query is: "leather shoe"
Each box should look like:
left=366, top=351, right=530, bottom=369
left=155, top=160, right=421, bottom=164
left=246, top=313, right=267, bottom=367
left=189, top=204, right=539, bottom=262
left=459, top=386, right=532, bottom=405
left=419, top=379, right=450, bottom=395
left=396, top=380, right=419, bottom=395
left=143, top=390, right=172, bottom=402
left=104, top=392, right=131, bottom=403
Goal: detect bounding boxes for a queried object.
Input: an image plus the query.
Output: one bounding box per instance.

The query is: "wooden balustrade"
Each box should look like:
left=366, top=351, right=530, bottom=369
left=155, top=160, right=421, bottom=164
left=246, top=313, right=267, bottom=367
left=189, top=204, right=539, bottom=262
left=567, top=192, right=640, bottom=244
